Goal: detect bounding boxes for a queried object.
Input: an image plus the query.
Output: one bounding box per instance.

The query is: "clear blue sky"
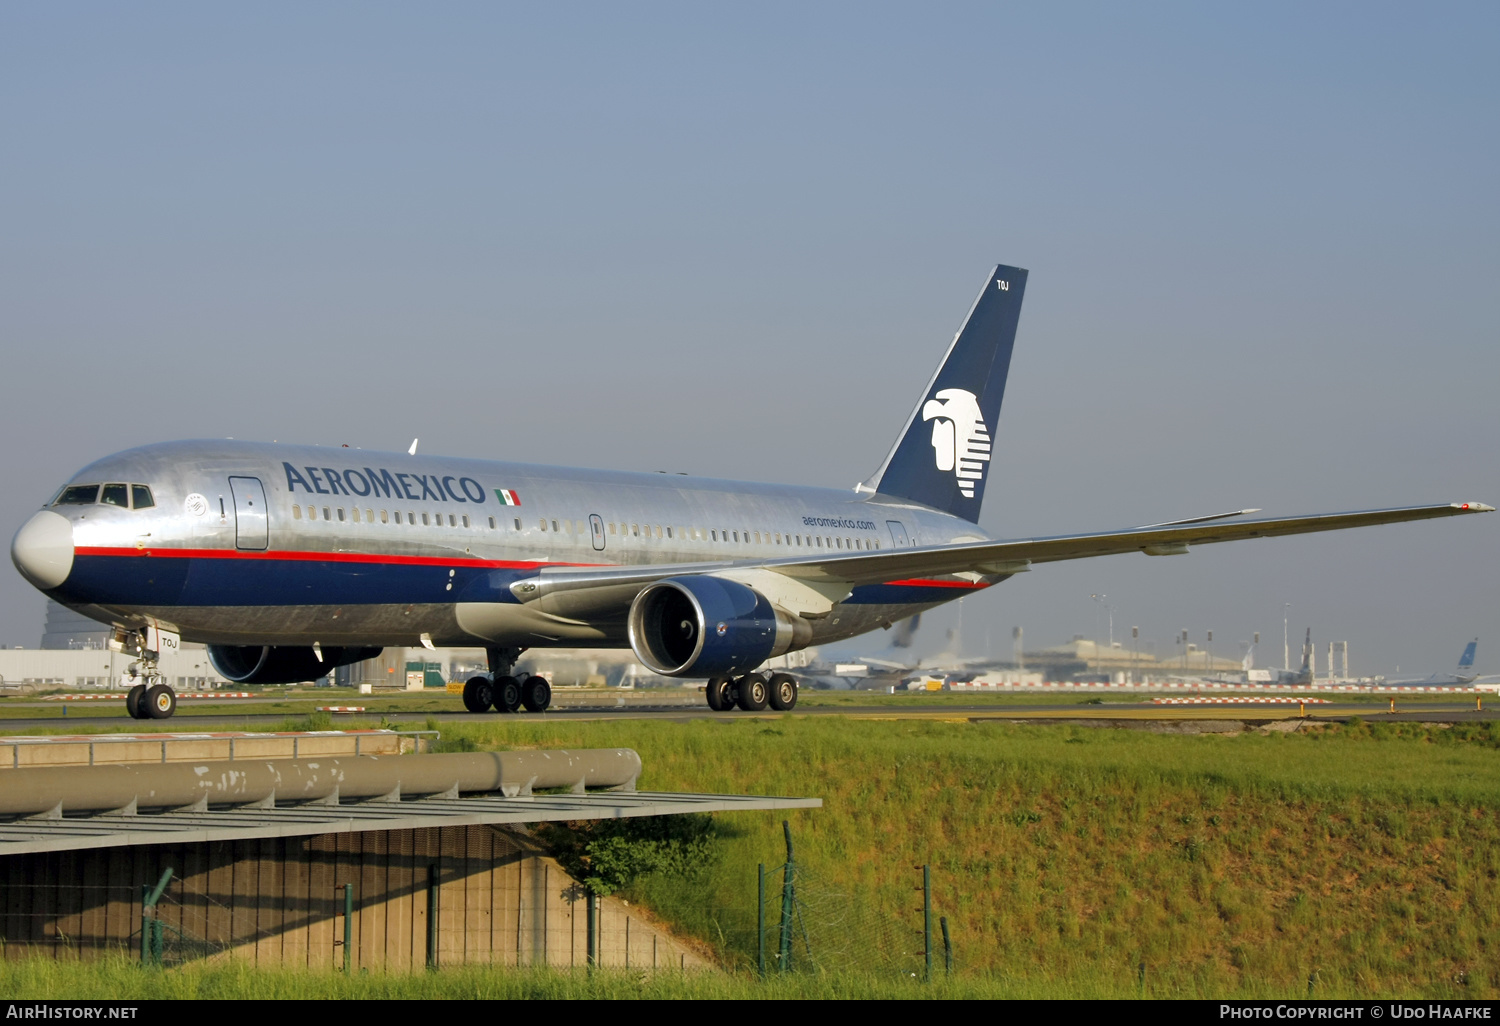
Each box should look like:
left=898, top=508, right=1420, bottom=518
left=2, top=3, right=1496, bottom=674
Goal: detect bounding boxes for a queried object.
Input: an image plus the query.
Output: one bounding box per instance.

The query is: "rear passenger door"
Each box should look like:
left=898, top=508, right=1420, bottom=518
left=886, top=520, right=911, bottom=548
left=229, top=477, right=269, bottom=550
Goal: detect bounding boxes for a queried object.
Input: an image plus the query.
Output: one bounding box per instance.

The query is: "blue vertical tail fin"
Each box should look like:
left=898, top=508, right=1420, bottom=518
left=1458, top=640, right=1478, bottom=672
left=860, top=264, right=1028, bottom=523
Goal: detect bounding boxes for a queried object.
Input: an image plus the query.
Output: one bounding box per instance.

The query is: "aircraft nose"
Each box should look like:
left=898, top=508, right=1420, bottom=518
left=10, top=510, right=75, bottom=590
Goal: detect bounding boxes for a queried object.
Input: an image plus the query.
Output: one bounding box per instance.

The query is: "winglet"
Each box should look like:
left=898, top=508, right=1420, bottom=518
left=408, top=438, right=419, bottom=456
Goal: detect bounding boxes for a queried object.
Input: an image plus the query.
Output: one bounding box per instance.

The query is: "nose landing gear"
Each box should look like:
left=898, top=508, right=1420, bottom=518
left=115, top=627, right=178, bottom=720
left=125, top=673, right=176, bottom=719
left=124, top=669, right=175, bottom=721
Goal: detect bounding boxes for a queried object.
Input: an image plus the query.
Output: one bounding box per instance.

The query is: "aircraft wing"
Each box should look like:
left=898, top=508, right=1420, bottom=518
left=778, top=501, right=1494, bottom=585
left=511, top=502, right=1491, bottom=618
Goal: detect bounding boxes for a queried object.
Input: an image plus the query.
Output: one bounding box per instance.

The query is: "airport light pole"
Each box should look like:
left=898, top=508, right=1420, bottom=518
left=1284, top=603, right=1291, bottom=671
left=1092, top=594, right=1113, bottom=678
left=1206, top=630, right=1213, bottom=674
left=1131, top=626, right=1139, bottom=684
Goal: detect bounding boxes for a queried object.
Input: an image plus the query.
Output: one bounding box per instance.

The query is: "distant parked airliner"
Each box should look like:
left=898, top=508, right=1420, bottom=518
left=10, top=265, right=1492, bottom=719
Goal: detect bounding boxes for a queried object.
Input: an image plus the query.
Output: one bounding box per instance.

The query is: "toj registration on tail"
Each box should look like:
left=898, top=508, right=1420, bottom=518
left=10, top=265, right=1491, bottom=718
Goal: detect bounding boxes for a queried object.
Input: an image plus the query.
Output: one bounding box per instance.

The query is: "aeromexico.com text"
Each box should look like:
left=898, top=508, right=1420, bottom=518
left=801, top=516, right=877, bottom=531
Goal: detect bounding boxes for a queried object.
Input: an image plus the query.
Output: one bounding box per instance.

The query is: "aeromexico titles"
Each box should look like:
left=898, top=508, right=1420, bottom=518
left=10, top=264, right=1492, bottom=719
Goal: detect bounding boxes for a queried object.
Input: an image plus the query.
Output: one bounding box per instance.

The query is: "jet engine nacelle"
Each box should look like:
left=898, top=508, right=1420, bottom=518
left=627, top=576, right=813, bottom=677
left=207, top=645, right=382, bottom=685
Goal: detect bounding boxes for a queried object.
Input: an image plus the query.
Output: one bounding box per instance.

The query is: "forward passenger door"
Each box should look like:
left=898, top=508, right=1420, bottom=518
left=229, top=477, right=269, bottom=551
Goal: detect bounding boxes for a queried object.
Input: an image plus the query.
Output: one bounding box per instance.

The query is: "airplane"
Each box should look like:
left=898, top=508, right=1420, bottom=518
left=1382, top=639, right=1491, bottom=687
left=8, top=264, right=1494, bottom=720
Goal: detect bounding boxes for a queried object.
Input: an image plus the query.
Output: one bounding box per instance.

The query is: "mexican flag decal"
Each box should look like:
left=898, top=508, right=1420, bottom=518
left=495, top=488, right=521, bottom=506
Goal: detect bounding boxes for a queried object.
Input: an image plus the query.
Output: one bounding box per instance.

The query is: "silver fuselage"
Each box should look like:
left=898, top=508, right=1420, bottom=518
left=31, top=440, right=993, bottom=651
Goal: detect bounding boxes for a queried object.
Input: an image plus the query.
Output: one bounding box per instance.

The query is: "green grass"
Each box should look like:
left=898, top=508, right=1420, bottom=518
left=2, top=712, right=1496, bottom=998
left=0, top=956, right=1099, bottom=999
left=434, top=715, right=1500, bottom=998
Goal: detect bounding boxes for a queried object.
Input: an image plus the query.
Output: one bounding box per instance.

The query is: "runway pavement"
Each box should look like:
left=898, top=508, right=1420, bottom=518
left=0, top=695, right=1492, bottom=731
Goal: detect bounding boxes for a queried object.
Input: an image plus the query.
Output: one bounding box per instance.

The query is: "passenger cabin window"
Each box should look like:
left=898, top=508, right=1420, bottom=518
left=337, top=508, right=346, bottom=522
left=351, top=508, right=360, bottom=523
left=365, top=508, right=373, bottom=522
left=380, top=510, right=389, bottom=523
left=514, top=518, right=521, bottom=530
left=131, top=485, right=154, bottom=510
left=487, top=516, right=495, bottom=529
left=323, top=507, right=332, bottom=521
left=292, top=504, right=302, bottom=520
left=462, top=515, right=470, bottom=528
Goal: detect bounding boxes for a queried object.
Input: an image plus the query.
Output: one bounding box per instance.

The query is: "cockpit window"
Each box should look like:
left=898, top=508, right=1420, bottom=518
left=100, top=484, right=129, bottom=507
left=54, top=485, right=101, bottom=505
left=131, top=485, right=154, bottom=510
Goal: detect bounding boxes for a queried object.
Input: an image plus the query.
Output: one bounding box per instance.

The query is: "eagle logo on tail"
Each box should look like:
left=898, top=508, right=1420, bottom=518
left=921, top=388, right=990, bottom=499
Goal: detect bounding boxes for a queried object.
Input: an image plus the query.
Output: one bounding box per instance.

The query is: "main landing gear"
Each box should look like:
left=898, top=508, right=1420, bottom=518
left=462, top=646, right=552, bottom=714
left=462, top=673, right=552, bottom=714
left=705, top=672, right=798, bottom=713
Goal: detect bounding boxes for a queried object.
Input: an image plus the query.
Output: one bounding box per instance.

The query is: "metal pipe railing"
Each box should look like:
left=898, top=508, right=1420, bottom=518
left=3, top=729, right=440, bottom=770
left=0, top=748, right=642, bottom=815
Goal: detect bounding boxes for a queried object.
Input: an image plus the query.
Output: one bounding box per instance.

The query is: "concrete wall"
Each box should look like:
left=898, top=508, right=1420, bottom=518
left=0, top=826, right=711, bottom=972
